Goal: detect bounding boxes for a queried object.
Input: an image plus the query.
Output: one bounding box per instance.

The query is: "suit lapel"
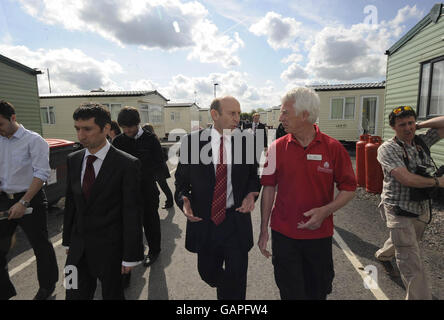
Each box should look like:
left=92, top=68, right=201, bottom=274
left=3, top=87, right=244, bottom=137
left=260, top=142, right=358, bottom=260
left=200, top=129, right=215, bottom=186
left=231, top=135, right=239, bottom=204
left=73, top=150, right=85, bottom=204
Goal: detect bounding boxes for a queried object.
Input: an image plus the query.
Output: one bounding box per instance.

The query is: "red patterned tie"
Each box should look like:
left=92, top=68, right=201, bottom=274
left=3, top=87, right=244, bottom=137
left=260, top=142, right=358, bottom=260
left=82, top=155, right=97, bottom=201
left=211, top=136, right=227, bottom=225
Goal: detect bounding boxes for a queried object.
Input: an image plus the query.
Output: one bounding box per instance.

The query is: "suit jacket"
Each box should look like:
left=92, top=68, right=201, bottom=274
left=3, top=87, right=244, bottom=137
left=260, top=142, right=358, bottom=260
left=245, top=122, right=268, bottom=148
left=62, top=145, right=144, bottom=275
left=112, top=129, right=163, bottom=200
left=275, top=123, right=287, bottom=140
left=174, top=128, right=261, bottom=253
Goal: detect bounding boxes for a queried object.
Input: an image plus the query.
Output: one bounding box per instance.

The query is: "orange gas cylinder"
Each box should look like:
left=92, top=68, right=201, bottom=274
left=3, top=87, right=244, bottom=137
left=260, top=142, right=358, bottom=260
left=356, top=134, right=370, bottom=187
left=365, top=136, right=383, bottom=194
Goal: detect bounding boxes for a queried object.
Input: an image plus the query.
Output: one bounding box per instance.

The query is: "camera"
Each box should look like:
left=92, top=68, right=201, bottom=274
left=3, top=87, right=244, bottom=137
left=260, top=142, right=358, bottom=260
left=410, top=165, right=444, bottom=205
left=430, top=165, right=444, bottom=206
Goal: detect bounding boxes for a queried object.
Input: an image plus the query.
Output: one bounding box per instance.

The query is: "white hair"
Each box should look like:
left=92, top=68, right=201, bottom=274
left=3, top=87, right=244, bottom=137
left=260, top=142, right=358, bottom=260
left=281, top=87, right=320, bottom=124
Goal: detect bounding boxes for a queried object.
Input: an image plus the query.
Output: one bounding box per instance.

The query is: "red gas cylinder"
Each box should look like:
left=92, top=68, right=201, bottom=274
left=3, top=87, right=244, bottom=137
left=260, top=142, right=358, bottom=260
left=356, top=134, right=370, bottom=187
left=365, top=136, right=383, bottom=194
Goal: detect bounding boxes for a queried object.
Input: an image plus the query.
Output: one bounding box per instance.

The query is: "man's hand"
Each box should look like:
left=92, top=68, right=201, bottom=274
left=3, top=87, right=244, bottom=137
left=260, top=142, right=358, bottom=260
left=182, top=196, right=202, bottom=222
left=121, top=266, right=134, bottom=274
left=236, top=192, right=260, bottom=213
left=297, top=207, right=330, bottom=230
left=8, top=202, right=27, bottom=220
left=258, top=230, right=272, bottom=259
left=438, top=176, right=444, bottom=188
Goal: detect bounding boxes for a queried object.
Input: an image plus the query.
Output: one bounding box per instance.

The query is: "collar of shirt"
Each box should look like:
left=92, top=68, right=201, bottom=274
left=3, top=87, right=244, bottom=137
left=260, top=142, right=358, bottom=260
left=10, top=125, right=25, bottom=140
left=287, top=124, right=322, bottom=148
left=211, top=127, right=232, bottom=145
left=135, top=126, right=144, bottom=140
left=84, top=139, right=111, bottom=162
left=210, top=127, right=232, bottom=164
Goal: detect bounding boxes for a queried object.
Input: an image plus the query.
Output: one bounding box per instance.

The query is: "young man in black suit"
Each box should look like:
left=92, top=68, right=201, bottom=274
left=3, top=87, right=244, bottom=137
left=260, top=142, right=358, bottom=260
left=245, top=112, right=268, bottom=150
left=175, top=96, right=261, bottom=300
left=63, top=104, right=144, bottom=300
left=113, top=107, right=165, bottom=271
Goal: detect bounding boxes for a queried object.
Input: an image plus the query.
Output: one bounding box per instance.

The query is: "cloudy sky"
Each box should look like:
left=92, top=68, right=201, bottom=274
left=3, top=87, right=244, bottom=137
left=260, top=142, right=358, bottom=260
left=0, top=0, right=438, bottom=111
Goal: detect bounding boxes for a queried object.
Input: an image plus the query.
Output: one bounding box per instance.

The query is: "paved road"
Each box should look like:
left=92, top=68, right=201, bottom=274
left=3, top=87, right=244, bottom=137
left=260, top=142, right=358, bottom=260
left=6, top=159, right=443, bottom=300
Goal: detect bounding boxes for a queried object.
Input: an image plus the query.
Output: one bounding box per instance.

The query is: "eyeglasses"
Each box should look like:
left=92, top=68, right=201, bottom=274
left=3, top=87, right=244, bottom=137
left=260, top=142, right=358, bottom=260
left=392, top=106, right=413, bottom=115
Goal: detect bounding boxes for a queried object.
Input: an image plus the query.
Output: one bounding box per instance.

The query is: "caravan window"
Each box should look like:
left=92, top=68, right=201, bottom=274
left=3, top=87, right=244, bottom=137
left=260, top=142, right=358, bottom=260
left=330, top=97, right=355, bottom=120
left=418, top=56, right=444, bottom=118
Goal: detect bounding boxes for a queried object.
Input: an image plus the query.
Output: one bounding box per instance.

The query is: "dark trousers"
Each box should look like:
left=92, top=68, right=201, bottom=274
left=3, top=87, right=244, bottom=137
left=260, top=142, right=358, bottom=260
left=142, top=193, right=161, bottom=256
left=0, top=191, right=58, bottom=297
left=197, top=215, right=248, bottom=300
left=156, top=178, right=173, bottom=205
left=0, top=247, right=16, bottom=300
left=65, top=253, right=124, bottom=300
left=271, top=230, right=334, bottom=300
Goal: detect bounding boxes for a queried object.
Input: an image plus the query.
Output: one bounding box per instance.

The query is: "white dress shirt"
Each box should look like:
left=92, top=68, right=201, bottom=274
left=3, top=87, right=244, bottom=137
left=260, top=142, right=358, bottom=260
left=0, top=125, right=50, bottom=193
left=134, top=126, right=144, bottom=140
left=77, top=140, right=141, bottom=267
left=210, top=128, right=234, bottom=209
left=80, top=140, right=111, bottom=186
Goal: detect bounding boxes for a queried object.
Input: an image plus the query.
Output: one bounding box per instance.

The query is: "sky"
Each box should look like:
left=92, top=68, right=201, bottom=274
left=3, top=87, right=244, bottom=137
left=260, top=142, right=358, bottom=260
left=0, top=0, right=440, bottom=111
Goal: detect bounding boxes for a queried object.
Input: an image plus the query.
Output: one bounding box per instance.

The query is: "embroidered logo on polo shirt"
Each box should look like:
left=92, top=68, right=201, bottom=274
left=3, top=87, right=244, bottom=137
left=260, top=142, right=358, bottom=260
left=318, top=161, right=333, bottom=174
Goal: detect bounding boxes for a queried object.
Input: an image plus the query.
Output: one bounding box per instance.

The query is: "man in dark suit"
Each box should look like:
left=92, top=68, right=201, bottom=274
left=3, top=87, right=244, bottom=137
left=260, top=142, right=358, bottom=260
left=113, top=108, right=164, bottom=269
left=245, top=113, right=268, bottom=150
left=63, top=103, right=144, bottom=300
left=175, top=96, right=261, bottom=300
left=275, top=123, right=287, bottom=140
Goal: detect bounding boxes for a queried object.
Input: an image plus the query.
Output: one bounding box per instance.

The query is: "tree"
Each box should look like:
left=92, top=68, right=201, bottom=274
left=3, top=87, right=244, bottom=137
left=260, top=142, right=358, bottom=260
left=240, top=113, right=251, bottom=121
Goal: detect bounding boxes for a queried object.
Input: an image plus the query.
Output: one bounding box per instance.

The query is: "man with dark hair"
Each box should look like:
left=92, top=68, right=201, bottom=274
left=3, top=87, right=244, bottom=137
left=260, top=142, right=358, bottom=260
left=375, top=106, right=444, bottom=300
left=275, top=123, right=287, bottom=140
left=142, top=123, right=174, bottom=209
left=108, top=121, right=121, bottom=141
left=0, top=100, right=58, bottom=300
left=113, top=107, right=165, bottom=273
left=175, top=96, right=261, bottom=300
left=63, top=103, right=144, bottom=299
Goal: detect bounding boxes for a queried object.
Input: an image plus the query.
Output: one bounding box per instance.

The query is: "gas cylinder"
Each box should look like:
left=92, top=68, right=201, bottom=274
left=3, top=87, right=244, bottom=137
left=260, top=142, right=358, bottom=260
left=356, top=134, right=370, bottom=187
left=365, top=136, right=383, bottom=194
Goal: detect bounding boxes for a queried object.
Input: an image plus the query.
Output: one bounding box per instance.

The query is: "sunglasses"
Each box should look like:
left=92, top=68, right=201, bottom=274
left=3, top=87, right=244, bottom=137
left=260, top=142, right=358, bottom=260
left=392, top=106, right=413, bottom=115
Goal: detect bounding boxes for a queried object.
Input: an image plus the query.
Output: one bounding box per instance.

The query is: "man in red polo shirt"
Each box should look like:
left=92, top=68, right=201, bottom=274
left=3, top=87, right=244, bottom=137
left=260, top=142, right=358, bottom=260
left=259, top=87, right=356, bottom=300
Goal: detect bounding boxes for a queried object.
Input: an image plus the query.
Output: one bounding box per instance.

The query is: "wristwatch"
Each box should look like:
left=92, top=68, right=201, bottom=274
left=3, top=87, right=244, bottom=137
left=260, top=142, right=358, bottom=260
left=19, top=199, right=30, bottom=208
left=416, top=121, right=421, bottom=130
left=434, top=177, right=440, bottom=187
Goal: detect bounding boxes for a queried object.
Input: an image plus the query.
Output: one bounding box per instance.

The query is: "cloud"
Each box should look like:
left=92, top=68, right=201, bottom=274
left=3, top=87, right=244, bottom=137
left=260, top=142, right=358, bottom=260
left=249, top=11, right=302, bottom=50
left=305, top=5, right=422, bottom=81
left=281, top=63, right=309, bottom=82
left=0, top=44, right=122, bottom=93
left=259, top=5, right=424, bottom=83
left=0, top=42, right=283, bottom=112
left=158, top=71, right=282, bottom=111
left=17, top=0, right=244, bottom=68
left=305, top=24, right=386, bottom=80
left=187, top=20, right=244, bottom=68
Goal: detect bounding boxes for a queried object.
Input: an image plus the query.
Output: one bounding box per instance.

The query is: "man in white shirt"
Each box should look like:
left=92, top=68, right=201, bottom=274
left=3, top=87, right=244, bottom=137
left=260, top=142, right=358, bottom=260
left=0, top=100, right=58, bottom=300
left=63, top=103, right=144, bottom=300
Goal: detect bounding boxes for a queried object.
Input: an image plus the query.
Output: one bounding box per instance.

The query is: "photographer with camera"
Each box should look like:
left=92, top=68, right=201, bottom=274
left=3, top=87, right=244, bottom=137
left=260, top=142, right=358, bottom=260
left=375, top=106, right=444, bottom=300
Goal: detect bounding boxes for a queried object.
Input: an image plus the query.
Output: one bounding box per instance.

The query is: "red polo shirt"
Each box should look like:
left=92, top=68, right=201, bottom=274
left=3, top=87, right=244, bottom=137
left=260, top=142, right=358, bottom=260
left=261, top=125, right=356, bottom=239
